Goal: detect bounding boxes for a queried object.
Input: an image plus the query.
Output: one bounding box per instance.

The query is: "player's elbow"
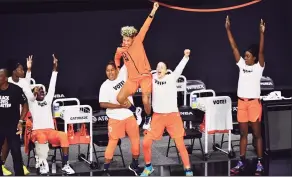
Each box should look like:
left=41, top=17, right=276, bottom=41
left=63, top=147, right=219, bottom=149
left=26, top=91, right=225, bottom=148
left=99, top=102, right=106, bottom=109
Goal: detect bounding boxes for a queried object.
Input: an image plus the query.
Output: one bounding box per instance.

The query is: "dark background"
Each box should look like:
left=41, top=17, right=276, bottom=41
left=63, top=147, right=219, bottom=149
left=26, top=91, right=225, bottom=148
left=0, top=0, right=291, bottom=99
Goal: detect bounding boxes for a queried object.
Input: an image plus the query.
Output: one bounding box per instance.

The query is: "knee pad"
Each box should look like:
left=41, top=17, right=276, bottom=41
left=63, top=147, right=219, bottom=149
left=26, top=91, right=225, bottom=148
left=35, top=142, right=49, bottom=160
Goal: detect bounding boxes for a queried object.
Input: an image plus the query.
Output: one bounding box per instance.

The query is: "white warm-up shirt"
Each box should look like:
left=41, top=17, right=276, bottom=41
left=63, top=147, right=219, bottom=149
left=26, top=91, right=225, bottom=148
left=152, top=57, right=189, bottom=113
left=99, top=66, right=134, bottom=120
left=29, top=71, right=58, bottom=130
left=237, top=57, right=264, bottom=98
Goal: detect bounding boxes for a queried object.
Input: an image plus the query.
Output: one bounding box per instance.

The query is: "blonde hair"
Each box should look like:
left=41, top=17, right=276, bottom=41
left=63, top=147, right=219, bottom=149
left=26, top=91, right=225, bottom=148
left=121, top=26, right=138, bottom=38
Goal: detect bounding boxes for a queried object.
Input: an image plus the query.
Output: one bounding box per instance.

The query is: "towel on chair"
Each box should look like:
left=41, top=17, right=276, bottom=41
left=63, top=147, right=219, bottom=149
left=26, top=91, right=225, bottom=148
left=204, top=96, right=233, bottom=132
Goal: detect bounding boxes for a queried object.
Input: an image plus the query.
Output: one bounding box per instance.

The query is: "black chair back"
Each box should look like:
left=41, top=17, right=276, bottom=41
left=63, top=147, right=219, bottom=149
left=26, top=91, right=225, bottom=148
left=179, top=105, right=204, bottom=124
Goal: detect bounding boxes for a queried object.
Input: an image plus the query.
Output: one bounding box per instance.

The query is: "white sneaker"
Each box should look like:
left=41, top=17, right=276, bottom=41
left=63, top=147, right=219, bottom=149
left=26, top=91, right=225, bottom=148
left=62, top=163, right=75, bottom=175
left=142, top=116, right=151, bottom=130
left=135, top=107, right=142, bottom=125
left=39, top=160, right=49, bottom=175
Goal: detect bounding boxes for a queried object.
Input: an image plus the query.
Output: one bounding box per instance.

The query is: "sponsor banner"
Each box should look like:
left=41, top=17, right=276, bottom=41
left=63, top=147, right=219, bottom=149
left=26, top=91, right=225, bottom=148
left=260, top=76, right=274, bottom=90
left=186, top=80, right=206, bottom=94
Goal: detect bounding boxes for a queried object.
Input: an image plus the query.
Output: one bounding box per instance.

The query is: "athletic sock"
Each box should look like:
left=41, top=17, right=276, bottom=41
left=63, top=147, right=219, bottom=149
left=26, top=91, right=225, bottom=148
left=62, top=155, right=69, bottom=166
left=131, top=158, right=139, bottom=168
left=146, top=163, right=152, bottom=167
left=129, top=104, right=136, bottom=112
left=257, top=157, right=263, bottom=163
left=240, top=155, right=246, bottom=163
left=104, top=163, right=110, bottom=171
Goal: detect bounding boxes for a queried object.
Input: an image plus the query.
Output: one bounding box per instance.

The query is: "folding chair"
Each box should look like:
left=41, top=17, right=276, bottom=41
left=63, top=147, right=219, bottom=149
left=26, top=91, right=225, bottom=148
left=86, top=110, right=126, bottom=167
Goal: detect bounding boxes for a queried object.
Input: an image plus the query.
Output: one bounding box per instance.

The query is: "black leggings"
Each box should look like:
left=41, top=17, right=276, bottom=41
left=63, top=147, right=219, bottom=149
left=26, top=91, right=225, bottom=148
left=0, top=130, right=24, bottom=176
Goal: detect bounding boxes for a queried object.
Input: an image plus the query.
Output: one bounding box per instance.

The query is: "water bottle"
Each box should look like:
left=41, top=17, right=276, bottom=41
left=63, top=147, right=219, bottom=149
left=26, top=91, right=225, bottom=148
left=191, top=94, right=198, bottom=109
left=51, top=158, right=56, bottom=174
left=53, top=103, right=60, bottom=118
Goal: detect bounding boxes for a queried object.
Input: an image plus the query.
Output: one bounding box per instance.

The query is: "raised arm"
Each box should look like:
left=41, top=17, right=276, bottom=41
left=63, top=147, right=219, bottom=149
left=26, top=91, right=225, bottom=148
left=225, top=16, right=241, bottom=63
left=25, top=55, right=33, bottom=83
left=22, top=81, right=36, bottom=102
left=136, top=2, right=159, bottom=42
left=114, top=47, right=127, bottom=69
left=258, top=19, right=265, bottom=67
left=46, top=54, right=58, bottom=102
left=173, top=49, right=190, bottom=80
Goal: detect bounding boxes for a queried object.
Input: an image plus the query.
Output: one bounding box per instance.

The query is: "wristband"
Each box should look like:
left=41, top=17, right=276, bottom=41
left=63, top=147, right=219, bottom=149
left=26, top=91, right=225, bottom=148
left=19, top=120, right=24, bottom=123
left=149, top=15, right=153, bottom=18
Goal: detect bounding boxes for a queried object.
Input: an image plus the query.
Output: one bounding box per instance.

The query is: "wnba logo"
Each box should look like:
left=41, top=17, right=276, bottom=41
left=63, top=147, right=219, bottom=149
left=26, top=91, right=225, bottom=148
left=151, top=0, right=261, bottom=12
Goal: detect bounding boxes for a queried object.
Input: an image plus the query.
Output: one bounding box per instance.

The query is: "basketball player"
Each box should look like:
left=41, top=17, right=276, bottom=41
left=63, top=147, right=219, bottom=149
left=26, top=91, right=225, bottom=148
left=114, top=2, right=159, bottom=130
left=99, top=61, right=142, bottom=176
left=1, top=56, right=33, bottom=176
left=0, top=68, right=28, bottom=176
left=28, top=55, right=75, bottom=175
left=141, top=49, right=193, bottom=176
left=225, top=16, right=265, bottom=175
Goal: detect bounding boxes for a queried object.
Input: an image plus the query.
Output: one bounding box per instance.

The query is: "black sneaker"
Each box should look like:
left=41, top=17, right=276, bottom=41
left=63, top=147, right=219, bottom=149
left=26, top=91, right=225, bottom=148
left=135, top=107, right=142, bottom=125
left=230, top=160, right=245, bottom=175
left=255, top=162, right=264, bottom=176
left=128, top=163, right=140, bottom=176
left=101, top=169, right=110, bottom=176
left=142, top=116, right=151, bottom=130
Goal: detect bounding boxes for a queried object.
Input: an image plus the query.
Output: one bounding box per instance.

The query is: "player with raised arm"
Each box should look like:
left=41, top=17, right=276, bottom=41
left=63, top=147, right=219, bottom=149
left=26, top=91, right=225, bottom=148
left=114, top=2, right=159, bottom=130
left=141, top=50, right=193, bottom=176
left=226, top=16, right=265, bottom=176
left=28, top=55, right=75, bottom=175
left=99, top=61, right=142, bottom=176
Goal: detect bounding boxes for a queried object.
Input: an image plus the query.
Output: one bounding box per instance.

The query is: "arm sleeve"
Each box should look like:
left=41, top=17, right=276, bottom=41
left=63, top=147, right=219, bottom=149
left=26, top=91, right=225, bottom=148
left=45, top=71, right=58, bottom=102
left=114, top=48, right=123, bottom=68
left=22, top=81, right=36, bottom=102
left=236, top=57, right=245, bottom=68
left=173, top=57, right=189, bottom=80
left=136, top=16, right=153, bottom=42
left=25, top=71, right=32, bottom=84
left=99, top=84, right=110, bottom=103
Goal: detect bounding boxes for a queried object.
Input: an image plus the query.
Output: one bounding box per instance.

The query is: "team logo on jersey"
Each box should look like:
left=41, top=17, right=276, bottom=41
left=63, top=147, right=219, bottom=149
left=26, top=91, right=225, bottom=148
left=38, top=101, right=47, bottom=107
left=213, top=99, right=227, bottom=105
left=154, top=79, right=166, bottom=85
left=113, top=80, right=125, bottom=90
left=243, top=69, right=253, bottom=73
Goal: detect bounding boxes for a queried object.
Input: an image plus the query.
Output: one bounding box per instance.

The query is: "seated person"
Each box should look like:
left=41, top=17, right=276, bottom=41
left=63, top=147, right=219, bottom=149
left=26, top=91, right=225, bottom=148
left=28, top=55, right=75, bottom=175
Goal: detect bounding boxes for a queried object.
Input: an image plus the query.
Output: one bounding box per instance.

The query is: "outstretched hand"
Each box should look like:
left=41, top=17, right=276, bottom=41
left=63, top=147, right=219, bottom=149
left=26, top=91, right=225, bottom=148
left=153, top=2, right=159, bottom=11
left=184, top=49, right=191, bottom=57
left=52, top=54, right=58, bottom=70
left=225, top=15, right=230, bottom=30
left=260, top=19, right=265, bottom=34
left=26, top=55, right=33, bottom=70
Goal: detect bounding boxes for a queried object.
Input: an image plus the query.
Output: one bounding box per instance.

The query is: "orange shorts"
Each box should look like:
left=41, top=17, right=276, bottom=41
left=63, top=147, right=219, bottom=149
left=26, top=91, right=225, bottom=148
left=144, top=112, right=185, bottom=140
left=31, top=129, right=69, bottom=147
left=124, top=75, right=152, bottom=95
left=237, top=98, right=262, bottom=123
left=108, top=116, right=139, bottom=140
